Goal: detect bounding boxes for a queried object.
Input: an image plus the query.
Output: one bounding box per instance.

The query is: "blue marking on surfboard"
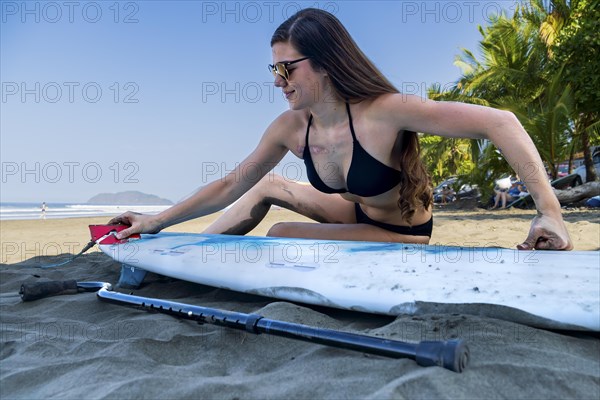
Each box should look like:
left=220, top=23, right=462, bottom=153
left=344, top=243, right=462, bottom=255
left=138, top=233, right=468, bottom=257
left=169, top=236, right=284, bottom=252
left=139, top=233, right=285, bottom=249
left=345, top=243, right=404, bottom=253
left=135, top=233, right=511, bottom=261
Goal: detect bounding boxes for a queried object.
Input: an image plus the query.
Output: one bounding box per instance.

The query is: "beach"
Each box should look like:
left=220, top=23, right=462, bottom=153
left=1, top=208, right=599, bottom=399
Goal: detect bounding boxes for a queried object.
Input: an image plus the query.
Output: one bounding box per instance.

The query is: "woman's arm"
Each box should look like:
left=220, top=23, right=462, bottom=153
left=377, top=94, right=572, bottom=250
left=110, top=112, right=295, bottom=239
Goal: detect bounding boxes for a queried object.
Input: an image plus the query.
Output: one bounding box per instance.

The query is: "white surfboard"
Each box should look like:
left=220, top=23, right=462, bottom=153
left=98, top=233, right=600, bottom=332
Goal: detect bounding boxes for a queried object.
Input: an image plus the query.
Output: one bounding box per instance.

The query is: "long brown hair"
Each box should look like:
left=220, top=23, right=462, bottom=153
left=272, top=8, right=432, bottom=223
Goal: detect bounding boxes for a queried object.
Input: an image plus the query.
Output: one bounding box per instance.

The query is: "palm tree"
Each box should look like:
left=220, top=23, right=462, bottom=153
left=419, top=134, right=474, bottom=186
left=549, top=0, right=600, bottom=181
left=455, top=11, right=547, bottom=105
left=504, top=66, right=574, bottom=180
left=423, top=0, right=583, bottom=192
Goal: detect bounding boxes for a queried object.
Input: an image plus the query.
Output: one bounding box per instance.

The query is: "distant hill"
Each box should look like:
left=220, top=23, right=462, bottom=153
left=87, top=191, right=173, bottom=205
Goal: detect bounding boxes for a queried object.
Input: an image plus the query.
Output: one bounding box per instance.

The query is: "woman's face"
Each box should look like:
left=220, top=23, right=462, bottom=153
left=271, top=42, right=327, bottom=110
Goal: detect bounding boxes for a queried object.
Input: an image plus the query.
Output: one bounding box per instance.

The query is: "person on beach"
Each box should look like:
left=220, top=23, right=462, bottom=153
left=40, top=202, right=47, bottom=220
left=109, top=8, right=572, bottom=251
left=491, top=178, right=529, bottom=209
left=436, top=185, right=456, bottom=205
left=490, top=176, right=512, bottom=209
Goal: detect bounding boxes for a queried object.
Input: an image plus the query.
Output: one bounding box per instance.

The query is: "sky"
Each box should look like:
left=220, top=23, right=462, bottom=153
left=1, top=0, right=521, bottom=203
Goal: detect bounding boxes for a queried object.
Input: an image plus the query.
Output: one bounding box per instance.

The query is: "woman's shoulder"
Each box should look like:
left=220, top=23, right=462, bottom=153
left=361, top=93, right=427, bottom=120
left=270, top=109, right=310, bottom=128
left=262, top=109, right=310, bottom=153
left=261, top=109, right=307, bottom=137
left=363, top=93, right=452, bottom=137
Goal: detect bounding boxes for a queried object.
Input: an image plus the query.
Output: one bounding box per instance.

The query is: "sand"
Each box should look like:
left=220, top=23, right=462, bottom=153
left=1, top=208, right=599, bottom=399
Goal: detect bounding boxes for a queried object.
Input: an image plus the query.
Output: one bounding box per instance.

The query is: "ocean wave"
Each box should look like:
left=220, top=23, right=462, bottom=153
left=0, top=203, right=171, bottom=221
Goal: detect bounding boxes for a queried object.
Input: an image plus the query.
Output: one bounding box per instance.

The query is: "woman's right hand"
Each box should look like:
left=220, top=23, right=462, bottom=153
left=107, top=212, right=162, bottom=239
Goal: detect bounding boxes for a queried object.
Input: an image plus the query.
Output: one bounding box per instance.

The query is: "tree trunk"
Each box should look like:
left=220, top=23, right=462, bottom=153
left=568, top=145, right=575, bottom=174
left=553, top=182, right=600, bottom=204
left=579, top=114, right=598, bottom=182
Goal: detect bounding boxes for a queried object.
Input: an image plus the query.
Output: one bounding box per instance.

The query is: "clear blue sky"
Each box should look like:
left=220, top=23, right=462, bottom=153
left=1, top=0, right=519, bottom=203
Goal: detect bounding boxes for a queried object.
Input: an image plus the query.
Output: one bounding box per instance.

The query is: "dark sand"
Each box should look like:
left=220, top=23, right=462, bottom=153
left=1, top=209, right=598, bottom=399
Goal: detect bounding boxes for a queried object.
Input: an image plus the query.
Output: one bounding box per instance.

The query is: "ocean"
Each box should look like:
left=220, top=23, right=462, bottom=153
left=0, top=202, right=172, bottom=221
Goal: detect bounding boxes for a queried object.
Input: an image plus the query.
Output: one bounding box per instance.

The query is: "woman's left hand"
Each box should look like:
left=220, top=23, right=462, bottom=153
left=517, top=214, right=573, bottom=250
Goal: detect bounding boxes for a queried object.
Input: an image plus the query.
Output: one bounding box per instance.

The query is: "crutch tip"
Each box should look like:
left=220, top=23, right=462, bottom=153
left=415, top=339, right=470, bottom=373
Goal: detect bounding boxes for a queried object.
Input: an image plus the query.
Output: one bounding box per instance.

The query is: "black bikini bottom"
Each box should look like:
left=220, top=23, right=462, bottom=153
left=354, top=203, right=433, bottom=237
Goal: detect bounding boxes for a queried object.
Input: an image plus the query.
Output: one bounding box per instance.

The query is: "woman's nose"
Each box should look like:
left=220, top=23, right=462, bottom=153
left=273, top=74, right=287, bottom=87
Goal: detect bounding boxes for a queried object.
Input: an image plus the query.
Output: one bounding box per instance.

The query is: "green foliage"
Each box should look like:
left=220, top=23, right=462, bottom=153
left=419, top=135, right=475, bottom=185
left=550, top=0, right=599, bottom=180
left=465, top=143, right=512, bottom=201
left=421, top=0, right=598, bottom=189
left=503, top=66, right=575, bottom=179
left=453, top=9, right=549, bottom=107
left=552, top=0, right=600, bottom=116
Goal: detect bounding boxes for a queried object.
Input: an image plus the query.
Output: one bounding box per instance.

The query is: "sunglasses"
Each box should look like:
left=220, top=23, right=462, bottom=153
left=268, top=57, right=310, bottom=81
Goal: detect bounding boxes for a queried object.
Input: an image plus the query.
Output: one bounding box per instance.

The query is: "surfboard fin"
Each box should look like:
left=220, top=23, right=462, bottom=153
left=116, top=264, right=148, bottom=289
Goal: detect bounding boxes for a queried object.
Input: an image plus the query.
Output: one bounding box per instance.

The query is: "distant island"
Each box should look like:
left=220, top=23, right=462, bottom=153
left=87, top=191, right=174, bottom=205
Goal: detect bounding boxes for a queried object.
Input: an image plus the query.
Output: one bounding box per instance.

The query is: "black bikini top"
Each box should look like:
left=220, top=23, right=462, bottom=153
left=303, top=103, right=402, bottom=197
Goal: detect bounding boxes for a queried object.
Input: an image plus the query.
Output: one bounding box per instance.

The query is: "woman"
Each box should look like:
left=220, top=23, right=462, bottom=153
left=110, top=8, right=572, bottom=251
